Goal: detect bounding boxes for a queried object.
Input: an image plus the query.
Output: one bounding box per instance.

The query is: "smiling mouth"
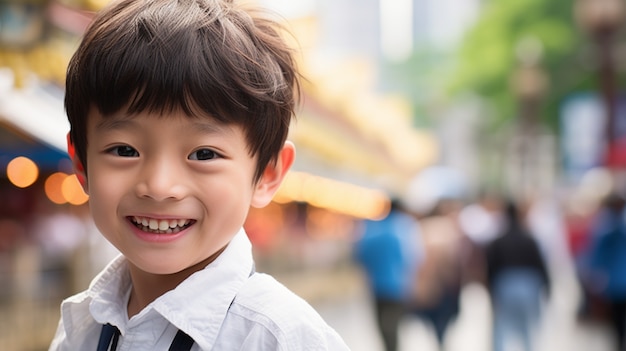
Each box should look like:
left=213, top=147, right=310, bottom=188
left=130, top=216, right=195, bottom=234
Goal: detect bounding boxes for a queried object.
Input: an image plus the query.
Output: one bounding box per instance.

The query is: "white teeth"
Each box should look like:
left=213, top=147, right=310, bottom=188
left=132, top=216, right=192, bottom=233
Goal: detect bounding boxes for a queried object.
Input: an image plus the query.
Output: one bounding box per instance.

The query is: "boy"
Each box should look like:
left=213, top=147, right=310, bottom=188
left=49, top=0, right=350, bottom=349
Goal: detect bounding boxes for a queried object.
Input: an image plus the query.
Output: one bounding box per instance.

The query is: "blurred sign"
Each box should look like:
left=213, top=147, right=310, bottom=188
left=560, top=93, right=605, bottom=184
left=559, top=92, right=626, bottom=183
left=608, top=94, right=626, bottom=169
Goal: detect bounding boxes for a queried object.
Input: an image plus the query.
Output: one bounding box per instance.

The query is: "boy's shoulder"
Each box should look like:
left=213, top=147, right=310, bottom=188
left=226, top=272, right=348, bottom=349
left=232, top=272, right=322, bottom=322
left=215, top=273, right=349, bottom=351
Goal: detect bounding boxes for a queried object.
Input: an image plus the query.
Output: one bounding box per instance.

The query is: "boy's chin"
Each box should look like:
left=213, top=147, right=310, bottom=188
left=128, top=257, right=197, bottom=276
left=131, top=252, right=223, bottom=276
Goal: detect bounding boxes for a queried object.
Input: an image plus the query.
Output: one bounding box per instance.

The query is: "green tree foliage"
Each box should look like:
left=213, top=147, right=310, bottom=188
left=381, top=48, right=455, bottom=128
left=448, top=0, right=596, bottom=131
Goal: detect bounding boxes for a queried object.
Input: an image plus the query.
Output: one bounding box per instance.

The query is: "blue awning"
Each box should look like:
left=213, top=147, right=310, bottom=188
left=0, top=122, right=70, bottom=172
left=0, top=70, right=70, bottom=172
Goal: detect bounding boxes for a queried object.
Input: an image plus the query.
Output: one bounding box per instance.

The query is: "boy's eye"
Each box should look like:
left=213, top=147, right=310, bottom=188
left=108, top=145, right=139, bottom=157
left=189, top=148, right=219, bottom=161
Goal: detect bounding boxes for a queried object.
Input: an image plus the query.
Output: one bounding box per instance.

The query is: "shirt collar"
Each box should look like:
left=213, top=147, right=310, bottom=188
left=152, top=228, right=254, bottom=349
left=61, top=228, right=254, bottom=350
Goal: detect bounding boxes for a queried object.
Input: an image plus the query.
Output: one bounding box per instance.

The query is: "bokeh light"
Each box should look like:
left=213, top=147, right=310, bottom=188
left=45, top=172, right=69, bottom=204
left=62, top=174, right=89, bottom=205
left=274, top=171, right=389, bottom=220
left=6, top=156, right=39, bottom=188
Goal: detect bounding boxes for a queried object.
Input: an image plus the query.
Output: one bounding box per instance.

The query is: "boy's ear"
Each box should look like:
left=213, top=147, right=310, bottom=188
left=67, top=132, right=88, bottom=193
left=250, top=141, right=295, bottom=208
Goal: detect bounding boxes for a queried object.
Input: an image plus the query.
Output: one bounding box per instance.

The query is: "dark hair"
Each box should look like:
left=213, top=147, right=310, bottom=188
left=65, top=0, right=300, bottom=182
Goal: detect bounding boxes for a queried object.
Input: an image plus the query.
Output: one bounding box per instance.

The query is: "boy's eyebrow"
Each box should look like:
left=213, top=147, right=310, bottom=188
left=95, top=115, right=137, bottom=131
left=94, top=114, right=232, bottom=134
left=188, top=120, right=232, bottom=135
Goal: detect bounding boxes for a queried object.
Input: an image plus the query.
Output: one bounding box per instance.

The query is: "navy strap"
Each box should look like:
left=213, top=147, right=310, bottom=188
left=97, top=324, right=194, bottom=351
left=97, top=324, right=120, bottom=351
left=169, top=329, right=195, bottom=351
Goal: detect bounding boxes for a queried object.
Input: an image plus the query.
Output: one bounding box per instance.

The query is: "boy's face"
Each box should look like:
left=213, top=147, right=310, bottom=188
left=76, top=107, right=291, bottom=275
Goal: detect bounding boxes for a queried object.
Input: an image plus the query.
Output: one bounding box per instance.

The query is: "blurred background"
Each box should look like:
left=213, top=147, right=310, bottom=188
left=2, top=0, right=626, bottom=350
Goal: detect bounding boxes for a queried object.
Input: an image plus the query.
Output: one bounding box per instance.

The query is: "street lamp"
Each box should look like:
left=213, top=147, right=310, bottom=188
left=510, top=37, right=549, bottom=199
left=574, top=0, right=626, bottom=168
left=512, top=38, right=548, bottom=123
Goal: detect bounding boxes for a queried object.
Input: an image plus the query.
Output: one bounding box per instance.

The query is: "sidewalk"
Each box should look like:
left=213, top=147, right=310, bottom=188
left=308, top=272, right=615, bottom=351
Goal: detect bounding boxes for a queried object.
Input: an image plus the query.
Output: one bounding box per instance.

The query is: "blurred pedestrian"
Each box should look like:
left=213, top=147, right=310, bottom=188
left=582, top=192, right=626, bottom=351
left=411, top=198, right=466, bottom=350
left=354, top=199, right=422, bottom=351
left=458, top=192, right=506, bottom=285
left=485, top=199, right=551, bottom=351
left=459, top=190, right=505, bottom=247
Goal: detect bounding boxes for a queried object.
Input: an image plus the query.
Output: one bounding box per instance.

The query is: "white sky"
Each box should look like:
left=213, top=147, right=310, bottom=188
left=257, top=0, right=316, bottom=18
left=425, top=0, right=480, bottom=49
left=258, top=0, right=480, bottom=57
left=380, top=0, right=414, bottom=62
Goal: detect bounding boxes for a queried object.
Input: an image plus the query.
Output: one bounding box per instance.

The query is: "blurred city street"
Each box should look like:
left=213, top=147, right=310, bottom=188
left=302, top=268, right=616, bottom=351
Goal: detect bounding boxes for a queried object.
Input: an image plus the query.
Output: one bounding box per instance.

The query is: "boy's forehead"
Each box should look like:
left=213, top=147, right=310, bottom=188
left=87, top=103, right=212, bottom=122
left=87, top=105, right=235, bottom=134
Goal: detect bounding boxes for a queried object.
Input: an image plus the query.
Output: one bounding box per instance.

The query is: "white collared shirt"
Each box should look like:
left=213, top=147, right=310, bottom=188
left=49, top=229, right=350, bottom=350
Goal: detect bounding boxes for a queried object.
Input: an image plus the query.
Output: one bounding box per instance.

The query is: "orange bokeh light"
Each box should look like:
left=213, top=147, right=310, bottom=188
left=6, top=156, right=39, bottom=188
left=45, top=172, right=69, bottom=204
left=62, top=174, right=89, bottom=205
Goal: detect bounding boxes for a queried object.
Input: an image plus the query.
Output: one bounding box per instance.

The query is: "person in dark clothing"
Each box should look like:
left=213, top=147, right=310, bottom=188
left=486, top=199, right=550, bottom=351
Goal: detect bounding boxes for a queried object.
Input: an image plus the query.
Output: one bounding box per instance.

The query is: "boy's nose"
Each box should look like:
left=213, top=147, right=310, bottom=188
left=135, top=158, right=187, bottom=201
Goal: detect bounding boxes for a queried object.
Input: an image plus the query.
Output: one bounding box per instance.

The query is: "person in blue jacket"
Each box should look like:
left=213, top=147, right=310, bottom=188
left=584, top=192, right=626, bottom=351
left=354, top=199, right=422, bottom=351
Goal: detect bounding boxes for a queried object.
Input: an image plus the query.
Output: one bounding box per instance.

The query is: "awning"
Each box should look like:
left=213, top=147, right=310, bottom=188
left=0, top=69, right=69, bottom=153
